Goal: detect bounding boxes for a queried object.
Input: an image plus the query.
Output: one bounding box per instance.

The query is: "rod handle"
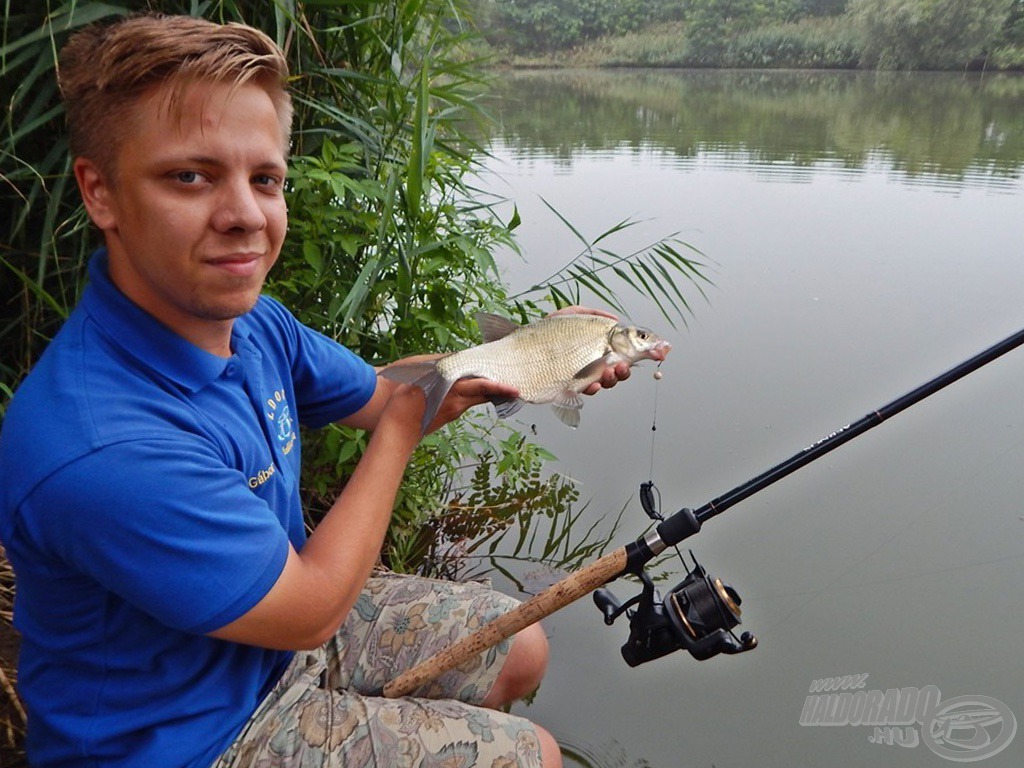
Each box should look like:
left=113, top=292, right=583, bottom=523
left=383, top=547, right=628, bottom=698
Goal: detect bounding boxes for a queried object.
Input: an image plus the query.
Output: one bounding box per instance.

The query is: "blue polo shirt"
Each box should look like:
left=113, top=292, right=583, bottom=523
left=0, top=250, right=378, bottom=767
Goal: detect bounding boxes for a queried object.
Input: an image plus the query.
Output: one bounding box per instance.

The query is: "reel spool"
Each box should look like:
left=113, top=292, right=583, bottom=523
left=594, top=552, right=757, bottom=667
left=667, top=560, right=742, bottom=646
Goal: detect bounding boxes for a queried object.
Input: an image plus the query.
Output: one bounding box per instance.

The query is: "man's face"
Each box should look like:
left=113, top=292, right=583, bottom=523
left=78, top=79, right=289, bottom=350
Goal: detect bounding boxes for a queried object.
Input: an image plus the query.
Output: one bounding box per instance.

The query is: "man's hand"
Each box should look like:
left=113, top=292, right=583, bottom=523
left=384, top=376, right=519, bottom=436
left=426, top=377, right=519, bottom=434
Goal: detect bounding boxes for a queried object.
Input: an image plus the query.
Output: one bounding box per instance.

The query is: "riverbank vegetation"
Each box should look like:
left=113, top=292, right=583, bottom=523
left=472, top=0, right=1024, bottom=70
left=0, top=2, right=707, bottom=760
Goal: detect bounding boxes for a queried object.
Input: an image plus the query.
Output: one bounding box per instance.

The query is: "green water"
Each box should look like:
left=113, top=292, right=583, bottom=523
left=481, top=69, right=1024, bottom=768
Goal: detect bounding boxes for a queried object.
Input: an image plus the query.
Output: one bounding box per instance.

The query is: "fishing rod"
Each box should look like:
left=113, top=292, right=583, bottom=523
left=383, top=324, right=1024, bottom=698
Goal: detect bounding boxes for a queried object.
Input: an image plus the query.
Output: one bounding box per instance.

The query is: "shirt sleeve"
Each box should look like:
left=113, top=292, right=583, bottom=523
left=252, top=296, right=378, bottom=428
left=23, top=436, right=291, bottom=635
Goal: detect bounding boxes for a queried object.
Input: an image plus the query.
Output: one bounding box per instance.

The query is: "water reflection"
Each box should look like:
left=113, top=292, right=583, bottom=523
left=489, top=70, right=1024, bottom=191
left=485, top=69, right=1024, bottom=768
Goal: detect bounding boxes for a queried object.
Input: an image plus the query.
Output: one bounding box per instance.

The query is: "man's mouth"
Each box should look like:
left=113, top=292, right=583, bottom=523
left=206, top=253, right=263, bottom=277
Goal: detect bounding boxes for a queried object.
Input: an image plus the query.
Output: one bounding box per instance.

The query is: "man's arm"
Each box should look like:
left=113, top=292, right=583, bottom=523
left=207, top=375, right=516, bottom=650
left=210, top=306, right=652, bottom=650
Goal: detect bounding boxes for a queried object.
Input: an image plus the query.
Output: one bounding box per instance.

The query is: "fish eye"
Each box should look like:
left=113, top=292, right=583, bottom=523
left=638, top=331, right=649, bottom=340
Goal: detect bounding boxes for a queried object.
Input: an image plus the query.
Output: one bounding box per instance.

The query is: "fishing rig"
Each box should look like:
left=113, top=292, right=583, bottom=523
left=384, top=324, right=1024, bottom=697
left=590, top=324, right=1024, bottom=667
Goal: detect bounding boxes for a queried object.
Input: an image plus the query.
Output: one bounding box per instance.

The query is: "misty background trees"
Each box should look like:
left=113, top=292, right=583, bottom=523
left=470, top=0, right=1024, bottom=69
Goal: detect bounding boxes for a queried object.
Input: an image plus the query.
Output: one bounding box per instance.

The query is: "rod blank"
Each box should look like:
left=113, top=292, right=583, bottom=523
left=687, top=324, right=1024, bottom=530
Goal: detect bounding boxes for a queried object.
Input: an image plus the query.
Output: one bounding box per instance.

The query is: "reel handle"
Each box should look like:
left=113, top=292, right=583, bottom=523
left=593, top=589, right=622, bottom=625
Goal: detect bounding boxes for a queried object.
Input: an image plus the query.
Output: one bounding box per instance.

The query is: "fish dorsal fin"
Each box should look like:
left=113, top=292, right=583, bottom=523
left=475, top=312, right=520, bottom=343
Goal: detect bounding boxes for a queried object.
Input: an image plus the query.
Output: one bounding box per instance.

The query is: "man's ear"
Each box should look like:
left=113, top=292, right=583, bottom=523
left=73, top=157, right=117, bottom=231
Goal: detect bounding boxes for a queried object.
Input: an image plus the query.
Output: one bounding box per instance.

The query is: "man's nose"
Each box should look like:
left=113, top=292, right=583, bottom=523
left=212, top=178, right=267, bottom=233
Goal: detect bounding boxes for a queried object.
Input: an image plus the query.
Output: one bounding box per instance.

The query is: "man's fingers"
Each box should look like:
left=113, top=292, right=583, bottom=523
left=450, top=377, right=519, bottom=404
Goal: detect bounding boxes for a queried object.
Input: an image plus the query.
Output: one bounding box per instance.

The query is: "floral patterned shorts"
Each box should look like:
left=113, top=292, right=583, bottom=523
left=212, top=570, right=543, bottom=768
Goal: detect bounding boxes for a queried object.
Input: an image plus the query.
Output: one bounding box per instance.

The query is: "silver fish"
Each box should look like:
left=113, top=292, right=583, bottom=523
left=380, top=312, right=671, bottom=432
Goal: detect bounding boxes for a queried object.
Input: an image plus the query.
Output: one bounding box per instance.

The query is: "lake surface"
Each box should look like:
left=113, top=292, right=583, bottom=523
left=479, top=70, right=1024, bottom=767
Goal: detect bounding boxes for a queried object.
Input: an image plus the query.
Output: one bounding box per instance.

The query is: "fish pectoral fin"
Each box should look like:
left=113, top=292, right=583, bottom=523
left=475, top=312, right=521, bottom=343
left=551, top=392, right=583, bottom=428
left=572, top=358, right=607, bottom=381
left=491, top=397, right=525, bottom=419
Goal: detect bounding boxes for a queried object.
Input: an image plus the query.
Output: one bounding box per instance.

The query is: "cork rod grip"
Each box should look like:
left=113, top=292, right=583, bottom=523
left=383, top=546, right=629, bottom=698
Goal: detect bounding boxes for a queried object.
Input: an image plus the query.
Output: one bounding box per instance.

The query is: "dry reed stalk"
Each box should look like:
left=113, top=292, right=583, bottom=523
left=0, top=663, right=25, bottom=728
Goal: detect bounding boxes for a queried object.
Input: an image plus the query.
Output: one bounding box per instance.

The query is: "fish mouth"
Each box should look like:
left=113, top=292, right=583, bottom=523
left=650, top=339, right=672, bottom=361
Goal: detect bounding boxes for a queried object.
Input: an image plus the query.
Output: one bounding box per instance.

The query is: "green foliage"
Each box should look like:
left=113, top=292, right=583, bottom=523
left=416, top=424, right=627, bottom=586
left=799, top=0, right=849, bottom=16
left=485, top=0, right=1021, bottom=70
left=512, top=202, right=709, bottom=329
left=1, top=2, right=127, bottom=417
left=729, top=15, right=862, bottom=68
left=681, top=0, right=801, bottom=61
left=991, top=43, right=1024, bottom=68
left=473, top=0, right=680, bottom=52
left=1, top=0, right=707, bottom=581
left=851, top=0, right=1015, bottom=69
left=1005, top=0, right=1024, bottom=44
left=993, top=0, right=1024, bottom=68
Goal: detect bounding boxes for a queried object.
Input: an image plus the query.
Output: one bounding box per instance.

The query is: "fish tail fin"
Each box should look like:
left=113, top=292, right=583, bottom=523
left=379, top=361, right=454, bottom=434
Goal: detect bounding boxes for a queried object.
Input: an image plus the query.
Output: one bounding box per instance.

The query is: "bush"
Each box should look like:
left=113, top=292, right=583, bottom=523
left=991, top=43, right=1024, bottom=68
left=730, top=17, right=862, bottom=68
left=851, top=0, right=1015, bottom=70
left=2, top=6, right=707, bottom=759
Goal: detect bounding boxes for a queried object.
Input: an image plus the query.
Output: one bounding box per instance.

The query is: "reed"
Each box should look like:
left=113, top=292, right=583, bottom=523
left=1, top=5, right=708, bottom=761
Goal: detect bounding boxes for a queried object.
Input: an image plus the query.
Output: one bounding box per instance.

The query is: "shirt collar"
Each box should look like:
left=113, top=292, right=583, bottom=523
left=81, top=248, right=237, bottom=392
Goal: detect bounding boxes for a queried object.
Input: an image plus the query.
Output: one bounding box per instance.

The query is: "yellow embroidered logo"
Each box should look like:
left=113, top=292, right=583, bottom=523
left=248, top=461, right=276, bottom=489
left=265, top=388, right=296, bottom=455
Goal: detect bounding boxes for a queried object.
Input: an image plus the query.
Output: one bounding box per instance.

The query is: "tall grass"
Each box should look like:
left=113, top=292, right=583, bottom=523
left=1, top=3, right=709, bottom=760
left=494, top=16, right=865, bottom=69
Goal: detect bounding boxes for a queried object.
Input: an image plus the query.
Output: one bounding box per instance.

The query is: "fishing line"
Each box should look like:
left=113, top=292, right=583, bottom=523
left=644, top=364, right=691, bottom=571
left=647, top=363, right=663, bottom=481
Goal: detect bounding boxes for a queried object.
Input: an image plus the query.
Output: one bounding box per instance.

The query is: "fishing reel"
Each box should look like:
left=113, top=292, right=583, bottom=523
left=593, top=482, right=758, bottom=667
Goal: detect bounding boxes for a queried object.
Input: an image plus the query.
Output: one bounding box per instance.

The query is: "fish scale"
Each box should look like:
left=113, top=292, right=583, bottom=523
left=439, top=316, right=618, bottom=401
left=380, top=312, right=671, bottom=432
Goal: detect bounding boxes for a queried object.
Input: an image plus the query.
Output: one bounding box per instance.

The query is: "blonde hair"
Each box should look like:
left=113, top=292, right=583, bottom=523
left=58, top=13, right=292, bottom=177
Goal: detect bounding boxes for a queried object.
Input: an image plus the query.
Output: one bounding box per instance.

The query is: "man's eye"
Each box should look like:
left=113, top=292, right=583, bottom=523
left=176, top=171, right=201, bottom=184
left=254, top=174, right=280, bottom=188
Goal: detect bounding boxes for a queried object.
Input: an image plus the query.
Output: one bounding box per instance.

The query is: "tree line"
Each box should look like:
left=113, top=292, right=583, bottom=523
left=471, top=0, right=1024, bottom=70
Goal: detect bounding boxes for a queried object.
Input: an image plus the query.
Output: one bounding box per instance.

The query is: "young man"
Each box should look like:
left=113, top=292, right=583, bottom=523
left=0, top=13, right=646, bottom=768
